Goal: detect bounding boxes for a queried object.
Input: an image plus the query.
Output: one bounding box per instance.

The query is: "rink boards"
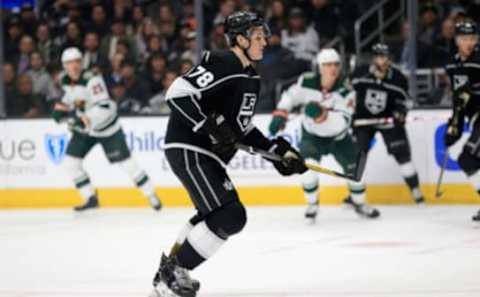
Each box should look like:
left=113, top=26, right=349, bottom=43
left=0, top=110, right=479, bottom=208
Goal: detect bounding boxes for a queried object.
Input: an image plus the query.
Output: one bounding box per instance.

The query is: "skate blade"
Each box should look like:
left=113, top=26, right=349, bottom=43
left=149, top=283, right=178, bottom=297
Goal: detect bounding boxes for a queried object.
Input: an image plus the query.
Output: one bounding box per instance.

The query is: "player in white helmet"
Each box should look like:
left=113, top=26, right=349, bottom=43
left=52, top=47, right=162, bottom=211
left=269, top=48, right=381, bottom=221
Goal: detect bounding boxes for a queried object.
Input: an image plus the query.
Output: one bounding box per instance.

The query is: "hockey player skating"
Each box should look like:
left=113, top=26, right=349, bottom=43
left=269, top=48, right=380, bottom=221
left=52, top=47, right=162, bottom=211
left=149, top=12, right=307, bottom=297
left=443, top=21, right=480, bottom=221
left=350, top=43, right=425, bottom=204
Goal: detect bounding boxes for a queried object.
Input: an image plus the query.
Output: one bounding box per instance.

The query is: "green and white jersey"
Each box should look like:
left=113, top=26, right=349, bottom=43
left=278, top=71, right=355, bottom=139
left=60, top=71, right=120, bottom=137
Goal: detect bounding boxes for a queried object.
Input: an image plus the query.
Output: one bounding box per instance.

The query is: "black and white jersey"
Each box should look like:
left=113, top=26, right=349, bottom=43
left=164, top=50, right=269, bottom=163
left=445, top=50, right=480, bottom=121
left=351, top=65, right=412, bottom=120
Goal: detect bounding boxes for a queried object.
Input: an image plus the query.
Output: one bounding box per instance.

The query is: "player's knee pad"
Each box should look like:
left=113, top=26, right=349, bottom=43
left=206, top=200, right=247, bottom=239
left=63, top=156, right=87, bottom=180
left=458, top=151, right=480, bottom=176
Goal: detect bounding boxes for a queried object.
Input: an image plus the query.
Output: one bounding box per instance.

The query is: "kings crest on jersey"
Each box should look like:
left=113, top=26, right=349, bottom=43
left=350, top=65, right=411, bottom=119
left=445, top=49, right=480, bottom=120
left=164, top=50, right=261, bottom=158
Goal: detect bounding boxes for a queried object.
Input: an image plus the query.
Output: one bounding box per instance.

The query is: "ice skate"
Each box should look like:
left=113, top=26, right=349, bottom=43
left=150, top=254, right=200, bottom=297
left=473, top=209, right=480, bottom=222
left=304, top=201, right=319, bottom=223
left=343, top=196, right=380, bottom=219
left=73, top=196, right=99, bottom=212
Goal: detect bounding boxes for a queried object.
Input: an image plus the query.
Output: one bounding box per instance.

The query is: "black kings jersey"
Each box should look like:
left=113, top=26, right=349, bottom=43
left=351, top=65, right=411, bottom=120
left=164, top=50, right=265, bottom=162
left=445, top=49, right=480, bottom=121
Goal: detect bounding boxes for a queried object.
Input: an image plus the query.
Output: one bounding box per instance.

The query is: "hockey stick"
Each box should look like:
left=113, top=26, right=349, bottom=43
left=435, top=149, right=449, bottom=198
left=353, top=115, right=451, bottom=127
left=236, top=143, right=365, bottom=182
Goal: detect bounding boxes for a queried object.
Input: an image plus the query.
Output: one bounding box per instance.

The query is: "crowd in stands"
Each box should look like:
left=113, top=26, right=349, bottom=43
left=2, top=0, right=480, bottom=118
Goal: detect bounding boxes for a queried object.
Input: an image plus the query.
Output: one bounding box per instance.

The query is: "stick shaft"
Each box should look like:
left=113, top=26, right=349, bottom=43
left=435, top=150, right=449, bottom=198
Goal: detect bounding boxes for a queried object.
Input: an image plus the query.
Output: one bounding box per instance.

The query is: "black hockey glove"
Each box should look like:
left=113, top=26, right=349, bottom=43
left=453, top=84, right=471, bottom=107
left=269, top=137, right=308, bottom=176
left=203, top=114, right=239, bottom=157
left=444, top=116, right=464, bottom=147
left=393, top=110, right=407, bottom=125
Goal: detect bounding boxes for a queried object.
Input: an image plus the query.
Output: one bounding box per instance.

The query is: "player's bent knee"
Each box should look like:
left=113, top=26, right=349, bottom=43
left=458, top=152, right=480, bottom=176
left=206, top=200, right=247, bottom=239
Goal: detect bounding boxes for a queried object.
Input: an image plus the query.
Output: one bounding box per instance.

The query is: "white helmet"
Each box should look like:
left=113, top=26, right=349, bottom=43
left=316, top=48, right=341, bottom=65
left=61, top=47, right=83, bottom=64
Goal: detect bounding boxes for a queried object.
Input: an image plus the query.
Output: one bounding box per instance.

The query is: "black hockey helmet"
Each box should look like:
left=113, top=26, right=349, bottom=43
left=455, top=20, right=478, bottom=36
left=224, top=11, right=271, bottom=46
left=371, top=43, right=390, bottom=56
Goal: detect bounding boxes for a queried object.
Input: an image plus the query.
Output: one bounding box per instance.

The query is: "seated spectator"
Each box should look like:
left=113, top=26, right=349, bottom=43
left=135, top=18, right=159, bottom=62
left=15, top=35, right=36, bottom=75
left=418, top=2, right=440, bottom=46
left=435, top=17, right=456, bottom=60
left=178, top=59, right=194, bottom=74
left=145, top=34, right=168, bottom=61
left=132, top=4, right=146, bottom=33
left=120, top=60, right=152, bottom=106
left=36, top=22, right=60, bottom=65
left=3, top=63, right=17, bottom=102
left=110, top=80, right=143, bottom=115
left=7, top=74, right=45, bottom=117
left=281, top=8, right=319, bottom=69
left=144, top=52, right=168, bottom=95
left=115, top=38, right=135, bottom=63
left=86, top=4, right=110, bottom=38
left=83, top=31, right=109, bottom=71
left=5, top=16, right=23, bottom=59
left=389, top=20, right=435, bottom=69
left=310, top=0, right=341, bottom=46
left=101, top=18, right=136, bottom=61
left=180, top=31, right=198, bottom=64
left=105, top=52, right=125, bottom=87
left=209, top=19, right=228, bottom=50
left=45, top=63, right=64, bottom=107
left=148, top=69, right=177, bottom=115
left=267, top=0, right=287, bottom=33
left=20, top=3, right=38, bottom=36
left=26, top=51, right=52, bottom=98
left=60, top=20, right=83, bottom=51
left=213, top=0, right=235, bottom=25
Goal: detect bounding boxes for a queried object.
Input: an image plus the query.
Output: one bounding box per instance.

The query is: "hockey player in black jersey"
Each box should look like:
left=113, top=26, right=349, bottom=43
left=444, top=21, right=480, bottom=221
left=351, top=43, right=425, bottom=204
left=149, top=12, right=307, bottom=297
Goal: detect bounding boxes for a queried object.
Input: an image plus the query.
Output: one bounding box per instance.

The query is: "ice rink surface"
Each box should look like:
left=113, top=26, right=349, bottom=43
left=1, top=205, right=480, bottom=297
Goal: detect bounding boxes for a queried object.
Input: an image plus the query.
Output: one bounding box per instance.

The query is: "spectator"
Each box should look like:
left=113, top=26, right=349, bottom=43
left=45, top=63, right=64, bottom=105
left=106, top=52, right=125, bottom=87
left=135, top=18, right=160, bottom=63
left=144, top=52, right=168, bottom=95
left=418, top=2, right=440, bottom=46
left=15, top=35, right=36, bottom=75
left=132, top=4, right=146, bottom=33
left=148, top=69, right=177, bottom=115
left=5, top=16, right=24, bottom=61
left=101, top=18, right=136, bottom=60
left=115, top=38, right=135, bottom=62
left=281, top=7, right=319, bottom=68
left=26, top=51, right=52, bottom=98
left=435, top=17, right=457, bottom=59
left=120, top=60, right=152, bottom=105
left=36, top=22, right=60, bottom=65
left=60, top=20, right=83, bottom=51
left=267, top=0, right=287, bottom=33
left=83, top=31, right=109, bottom=71
left=389, top=20, right=434, bottom=69
left=110, top=80, right=143, bottom=115
left=3, top=63, right=17, bottom=101
left=86, top=4, right=110, bottom=38
left=310, top=0, right=341, bottom=46
left=209, top=19, right=229, bottom=50
left=180, top=31, right=198, bottom=64
left=178, top=59, right=194, bottom=74
left=20, top=3, right=38, bottom=36
left=7, top=74, right=44, bottom=117
left=213, top=0, right=235, bottom=25
left=146, top=34, right=168, bottom=58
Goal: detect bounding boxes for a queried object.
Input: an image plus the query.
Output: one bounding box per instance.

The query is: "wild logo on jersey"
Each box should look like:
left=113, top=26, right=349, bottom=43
left=237, top=93, right=257, bottom=131
left=365, top=89, right=387, bottom=114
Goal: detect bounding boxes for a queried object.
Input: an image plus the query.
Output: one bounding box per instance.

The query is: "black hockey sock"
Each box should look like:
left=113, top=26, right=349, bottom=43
left=404, top=174, right=422, bottom=197
left=175, top=240, right=206, bottom=270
